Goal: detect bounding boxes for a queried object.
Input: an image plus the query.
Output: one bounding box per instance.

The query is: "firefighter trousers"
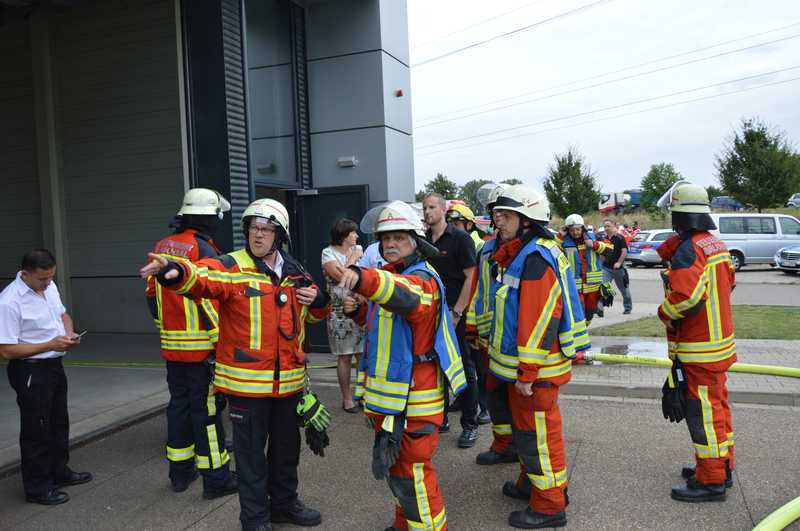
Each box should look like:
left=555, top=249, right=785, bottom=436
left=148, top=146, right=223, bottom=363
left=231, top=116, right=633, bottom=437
left=508, top=381, right=568, bottom=515
left=486, top=372, right=514, bottom=454
left=165, top=361, right=231, bottom=489
left=682, top=364, right=734, bottom=485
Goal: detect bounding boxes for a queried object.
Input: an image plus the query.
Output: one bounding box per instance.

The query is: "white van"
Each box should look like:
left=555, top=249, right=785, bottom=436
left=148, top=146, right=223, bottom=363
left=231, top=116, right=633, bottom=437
left=709, top=213, right=800, bottom=270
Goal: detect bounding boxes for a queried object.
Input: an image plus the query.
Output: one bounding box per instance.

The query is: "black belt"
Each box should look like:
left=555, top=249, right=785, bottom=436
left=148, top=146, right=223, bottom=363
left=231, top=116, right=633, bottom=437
left=414, top=352, right=439, bottom=364
left=20, top=357, right=64, bottom=364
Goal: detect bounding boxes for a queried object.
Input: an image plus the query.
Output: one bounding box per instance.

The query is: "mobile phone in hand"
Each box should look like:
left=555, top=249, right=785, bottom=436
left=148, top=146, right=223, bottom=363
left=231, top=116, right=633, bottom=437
left=76, top=330, right=88, bottom=339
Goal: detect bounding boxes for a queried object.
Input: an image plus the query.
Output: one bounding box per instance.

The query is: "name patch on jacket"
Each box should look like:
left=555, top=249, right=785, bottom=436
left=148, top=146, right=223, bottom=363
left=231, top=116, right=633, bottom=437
left=696, top=236, right=727, bottom=256
left=155, top=240, right=194, bottom=258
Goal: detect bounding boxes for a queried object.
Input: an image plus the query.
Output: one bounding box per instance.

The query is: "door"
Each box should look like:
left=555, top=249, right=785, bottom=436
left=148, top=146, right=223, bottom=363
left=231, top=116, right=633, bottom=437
left=288, top=185, right=370, bottom=353
left=744, top=216, right=777, bottom=262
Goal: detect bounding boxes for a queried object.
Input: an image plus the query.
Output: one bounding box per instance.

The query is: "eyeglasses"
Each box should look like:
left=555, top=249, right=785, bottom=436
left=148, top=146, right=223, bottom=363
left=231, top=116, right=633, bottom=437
left=249, top=225, right=277, bottom=236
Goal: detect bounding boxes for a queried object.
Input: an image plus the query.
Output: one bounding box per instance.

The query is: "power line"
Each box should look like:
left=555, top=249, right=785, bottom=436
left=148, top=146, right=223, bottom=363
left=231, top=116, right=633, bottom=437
left=412, top=0, right=616, bottom=68
left=414, top=20, right=800, bottom=124
left=414, top=32, right=800, bottom=129
left=414, top=75, right=800, bottom=157
left=412, top=0, right=549, bottom=50
left=415, top=65, right=800, bottom=151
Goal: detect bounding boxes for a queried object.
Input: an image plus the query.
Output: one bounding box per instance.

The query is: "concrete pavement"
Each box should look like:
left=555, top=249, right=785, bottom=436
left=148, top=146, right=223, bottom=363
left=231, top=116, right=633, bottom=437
left=2, top=385, right=799, bottom=530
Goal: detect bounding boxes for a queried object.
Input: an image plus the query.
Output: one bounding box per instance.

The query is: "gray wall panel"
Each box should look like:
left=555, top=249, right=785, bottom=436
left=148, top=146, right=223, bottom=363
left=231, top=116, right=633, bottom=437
left=380, top=52, right=412, bottom=134
left=385, top=128, right=414, bottom=202
left=249, top=65, right=296, bottom=139
left=0, top=13, right=42, bottom=279
left=306, top=0, right=381, bottom=60
left=251, top=136, right=297, bottom=185
left=54, top=0, right=183, bottom=281
left=310, top=128, right=388, bottom=200
left=70, top=278, right=155, bottom=333
left=308, top=52, right=384, bottom=133
left=378, top=0, right=410, bottom=65
left=246, top=0, right=291, bottom=67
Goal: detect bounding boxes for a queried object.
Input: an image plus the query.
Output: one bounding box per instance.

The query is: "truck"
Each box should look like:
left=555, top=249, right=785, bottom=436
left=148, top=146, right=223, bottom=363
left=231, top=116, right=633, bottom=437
left=598, top=189, right=642, bottom=214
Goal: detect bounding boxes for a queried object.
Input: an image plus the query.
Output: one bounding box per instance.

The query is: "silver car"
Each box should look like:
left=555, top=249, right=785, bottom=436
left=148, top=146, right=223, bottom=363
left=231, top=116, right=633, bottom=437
left=709, top=213, right=800, bottom=270
left=626, top=229, right=675, bottom=267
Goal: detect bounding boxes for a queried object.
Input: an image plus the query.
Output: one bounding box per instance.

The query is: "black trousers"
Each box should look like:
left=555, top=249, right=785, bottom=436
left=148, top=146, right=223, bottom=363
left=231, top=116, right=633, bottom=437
left=446, top=318, right=479, bottom=430
left=7, top=358, right=71, bottom=496
left=165, top=361, right=231, bottom=489
left=227, top=393, right=302, bottom=529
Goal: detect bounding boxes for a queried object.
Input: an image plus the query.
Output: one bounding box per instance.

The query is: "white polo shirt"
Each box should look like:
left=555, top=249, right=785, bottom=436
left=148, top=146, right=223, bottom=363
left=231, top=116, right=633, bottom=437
left=0, top=272, right=67, bottom=360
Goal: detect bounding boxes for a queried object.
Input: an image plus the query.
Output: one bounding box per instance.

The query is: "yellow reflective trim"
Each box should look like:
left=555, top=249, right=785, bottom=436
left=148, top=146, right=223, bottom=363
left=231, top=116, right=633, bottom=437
left=364, top=392, right=408, bottom=410
left=176, top=260, right=198, bottom=295
left=491, top=285, right=509, bottom=356
left=215, top=363, right=274, bottom=381
left=160, top=340, right=215, bottom=351
left=249, top=281, right=262, bottom=350
left=489, top=359, right=517, bottom=380
left=407, top=400, right=445, bottom=417
left=376, top=308, right=394, bottom=379
left=367, top=376, right=411, bottom=394
left=201, top=299, right=219, bottom=328
left=536, top=359, right=572, bottom=379
left=413, top=463, right=433, bottom=529
left=207, top=425, right=222, bottom=469
left=705, top=265, right=723, bottom=343
left=534, top=411, right=556, bottom=489
left=373, top=270, right=396, bottom=304
left=492, top=424, right=512, bottom=436
left=408, top=386, right=444, bottom=402
left=155, top=282, right=164, bottom=325
left=527, top=468, right=568, bottom=490
left=525, top=282, right=561, bottom=351
left=166, top=444, right=195, bottom=462
left=159, top=329, right=215, bottom=339
left=214, top=374, right=274, bottom=393
left=206, top=384, right=217, bottom=416
left=196, top=450, right=230, bottom=469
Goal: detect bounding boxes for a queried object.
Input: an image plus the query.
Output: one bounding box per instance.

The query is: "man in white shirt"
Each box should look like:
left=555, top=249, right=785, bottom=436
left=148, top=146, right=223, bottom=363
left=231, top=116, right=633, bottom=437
left=0, top=249, right=93, bottom=505
left=357, top=240, right=386, bottom=269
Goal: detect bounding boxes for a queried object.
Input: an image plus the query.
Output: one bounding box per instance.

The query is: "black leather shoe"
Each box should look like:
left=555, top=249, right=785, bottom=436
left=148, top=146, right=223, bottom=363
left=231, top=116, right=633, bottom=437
left=203, top=475, right=238, bottom=499
left=56, top=471, right=93, bottom=487
left=476, top=448, right=517, bottom=465
left=681, top=466, right=733, bottom=488
left=438, top=420, right=450, bottom=433
left=26, top=489, right=70, bottom=505
left=671, top=478, right=726, bottom=503
left=458, top=427, right=479, bottom=448
left=171, top=470, right=199, bottom=493
left=502, top=481, right=530, bottom=501
left=271, top=499, right=322, bottom=527
left=244, top=524, right=272, bottom=531
left=508, top=507, right=566, bottom=529
left=477, top=410, right=491, bottom=425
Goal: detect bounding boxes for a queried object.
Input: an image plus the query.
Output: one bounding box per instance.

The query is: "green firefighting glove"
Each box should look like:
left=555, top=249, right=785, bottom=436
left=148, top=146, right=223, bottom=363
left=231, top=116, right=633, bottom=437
left=661, top=360, right=687, bottom=423
left=371, top=414, right=404, bottom=480
left=297, top=392, right=331, bottom=457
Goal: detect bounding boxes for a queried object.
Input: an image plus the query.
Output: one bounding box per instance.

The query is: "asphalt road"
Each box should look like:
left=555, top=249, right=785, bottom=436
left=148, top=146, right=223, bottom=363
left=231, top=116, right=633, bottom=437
left=2, top=385, right=799, bottom=531
left=625, top=264, right=800, bottom=306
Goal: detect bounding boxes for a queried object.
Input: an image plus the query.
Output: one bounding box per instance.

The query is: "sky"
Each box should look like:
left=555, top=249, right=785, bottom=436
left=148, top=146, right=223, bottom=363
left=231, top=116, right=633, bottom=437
left=407, top=0, right=800, bottom=194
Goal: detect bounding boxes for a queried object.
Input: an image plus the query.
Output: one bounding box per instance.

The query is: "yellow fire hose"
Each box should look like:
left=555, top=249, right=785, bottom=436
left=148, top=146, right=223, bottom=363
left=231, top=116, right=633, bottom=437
left=578, top=352, right=800, bottom=379
left=578, top=351, right=800, bottom=530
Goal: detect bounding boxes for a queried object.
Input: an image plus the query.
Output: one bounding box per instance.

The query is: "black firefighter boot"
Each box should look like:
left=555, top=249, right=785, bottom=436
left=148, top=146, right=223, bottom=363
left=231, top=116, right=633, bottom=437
left=671, top=477, right=727, bottom=503
left=681, top=463, right=733, bottom=488
left=508, top=507, right=567, bottom=529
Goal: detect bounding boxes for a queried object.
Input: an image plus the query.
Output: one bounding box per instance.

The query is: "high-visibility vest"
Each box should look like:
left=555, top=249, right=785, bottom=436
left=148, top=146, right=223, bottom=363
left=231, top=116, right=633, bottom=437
left=561, top=233, right=605, bottom=293
left=356, top=260, right=467, bottom=416
left=482, top=238, right=590, bottom=382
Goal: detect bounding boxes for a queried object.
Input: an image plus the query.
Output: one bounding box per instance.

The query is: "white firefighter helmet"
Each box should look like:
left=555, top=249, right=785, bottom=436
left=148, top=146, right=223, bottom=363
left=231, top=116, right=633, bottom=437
left=360, top=200, right=425, bottom=237
left=656, top=180, right=711, bottom=214
left=492, top=185, right=551, bottom=223
left=177, top=188, right=231, bottom=219
left=565, top=213, right=585, bottom=227
left=241, top=198, right=290, bottom=237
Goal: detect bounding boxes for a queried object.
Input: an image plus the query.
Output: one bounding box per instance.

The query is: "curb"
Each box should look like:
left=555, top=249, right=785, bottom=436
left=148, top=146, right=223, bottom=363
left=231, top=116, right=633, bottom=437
left=562, top=382, right=800, bottom=406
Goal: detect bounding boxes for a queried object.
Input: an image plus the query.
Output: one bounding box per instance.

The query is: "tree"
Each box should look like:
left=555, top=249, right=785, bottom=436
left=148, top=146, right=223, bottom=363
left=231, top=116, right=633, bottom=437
left=706, top=185, right=724, bottom=200
left=415, top=172, right=460, bottom=202
left=459, top=179, right=493, bottom=213
left=716, top=118, right=800, bottom=212
left=501, top=178, right=523, bottom=186
left=542, top=147, right=601, bottom=218
left=640, top=163, right=683, bottom=214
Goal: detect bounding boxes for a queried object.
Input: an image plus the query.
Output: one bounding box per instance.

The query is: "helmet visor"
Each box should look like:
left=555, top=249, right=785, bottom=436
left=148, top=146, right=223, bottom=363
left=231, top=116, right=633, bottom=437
left=656, top=180, right=691, bottom=211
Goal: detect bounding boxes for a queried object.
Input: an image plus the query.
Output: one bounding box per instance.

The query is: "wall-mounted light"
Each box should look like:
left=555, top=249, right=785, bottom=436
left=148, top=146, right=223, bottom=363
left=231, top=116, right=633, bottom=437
left=337, top=156, right=358, bottom=168
left=395, top=89, right=404, bottom=97
left=257, top=162, right=276, bottom=174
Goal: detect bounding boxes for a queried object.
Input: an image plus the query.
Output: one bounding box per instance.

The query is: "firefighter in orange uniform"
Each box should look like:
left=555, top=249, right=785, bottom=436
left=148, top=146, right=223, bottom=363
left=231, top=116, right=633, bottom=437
left=333, top=201, right=466, bottom=531
left=558, top=214, right=611, bottom=324
left=656, top=181, right=736, bottom=502
left=141, top=198, right=330, bottom=531
left=478, top=185, right=589, bottom=529
left=145, top=188, right=237, bottom=498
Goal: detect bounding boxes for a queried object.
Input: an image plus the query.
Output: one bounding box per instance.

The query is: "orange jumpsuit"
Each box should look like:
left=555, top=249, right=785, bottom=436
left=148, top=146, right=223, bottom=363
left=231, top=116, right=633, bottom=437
left=350, top=259, right=451, bottom=531
left=657, top=232, right=736, bottom=485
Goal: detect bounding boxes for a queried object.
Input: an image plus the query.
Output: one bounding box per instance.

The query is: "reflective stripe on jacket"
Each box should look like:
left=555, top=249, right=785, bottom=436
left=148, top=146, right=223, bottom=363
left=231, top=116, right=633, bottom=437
left=657, top=232, right=737, bottom=368
left=166, top=248, right=330, bottom=397
left=560, top=233, right=608, bottom=293
left=146, top=229, right=220, bottom=362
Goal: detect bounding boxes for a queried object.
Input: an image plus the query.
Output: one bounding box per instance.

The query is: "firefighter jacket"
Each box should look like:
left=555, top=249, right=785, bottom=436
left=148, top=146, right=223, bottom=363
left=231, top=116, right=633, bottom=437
left=476, top=236, right=590, bottom=384
left=348, top=257, right=467, bottom=420
left=146, top=228, right=221, bottom=362
left=158, top=248, right=330, bottom=398
left=559, top=233, right=609, bottom=294
left=657, top=231, right=737, bottom=369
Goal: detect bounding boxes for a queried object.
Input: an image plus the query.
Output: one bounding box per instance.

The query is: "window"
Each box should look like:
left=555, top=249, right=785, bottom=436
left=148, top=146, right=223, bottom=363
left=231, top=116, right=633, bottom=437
left=652, top=232, right=674, bottom=242
left=780, top=217, right=800, bottom=235
left=719, top=217, right=744, bottom=234
left=632, top=232, right=650, bottom=242
left=745, top=217, right=776, bottom=234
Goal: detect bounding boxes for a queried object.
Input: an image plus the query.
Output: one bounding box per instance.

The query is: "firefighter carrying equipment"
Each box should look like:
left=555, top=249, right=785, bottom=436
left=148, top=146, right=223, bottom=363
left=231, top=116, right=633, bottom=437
left=372, top=414, right=405, bottom=480
left=662, top=358, right=688, bottom=423
left=177, top=188, right=231, bottom=219
left=560, top=232, right=608, bottom=295
left=158, top=247, right=330, bottom=398
left=297, top=391, right=331, bottom=457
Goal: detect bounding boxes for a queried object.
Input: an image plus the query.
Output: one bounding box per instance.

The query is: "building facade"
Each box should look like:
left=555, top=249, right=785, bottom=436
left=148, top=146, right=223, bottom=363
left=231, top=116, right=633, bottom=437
left=0, top=0, right=413, bottom=348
